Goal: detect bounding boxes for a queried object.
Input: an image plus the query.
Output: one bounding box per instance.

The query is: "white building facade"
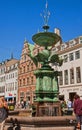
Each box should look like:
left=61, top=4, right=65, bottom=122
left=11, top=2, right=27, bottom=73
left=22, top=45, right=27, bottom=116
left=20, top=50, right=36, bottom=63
left=0, top=62, right=6, bottom=97
left=0, top=58, right=19, bottom=102
left=5, top=59, right=19, bottom=102
left=52, top=36, right=82, bottom=102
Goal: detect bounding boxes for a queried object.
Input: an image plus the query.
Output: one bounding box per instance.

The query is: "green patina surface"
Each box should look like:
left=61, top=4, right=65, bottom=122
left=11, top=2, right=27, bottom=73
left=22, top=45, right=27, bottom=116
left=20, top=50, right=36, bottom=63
left=28, top=29, right=63, bottom=102
left=32, top=32, right=61, bottom=47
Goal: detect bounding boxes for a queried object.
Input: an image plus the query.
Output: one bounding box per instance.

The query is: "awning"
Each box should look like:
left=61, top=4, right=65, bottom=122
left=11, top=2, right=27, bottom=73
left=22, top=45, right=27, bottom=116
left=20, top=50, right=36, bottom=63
left=5, top=96, right=13, bottom=99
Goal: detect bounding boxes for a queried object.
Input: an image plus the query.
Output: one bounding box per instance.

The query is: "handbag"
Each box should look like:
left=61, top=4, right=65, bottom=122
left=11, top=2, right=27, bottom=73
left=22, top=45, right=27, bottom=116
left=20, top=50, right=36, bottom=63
left=0, top=107, right=8, bottom=123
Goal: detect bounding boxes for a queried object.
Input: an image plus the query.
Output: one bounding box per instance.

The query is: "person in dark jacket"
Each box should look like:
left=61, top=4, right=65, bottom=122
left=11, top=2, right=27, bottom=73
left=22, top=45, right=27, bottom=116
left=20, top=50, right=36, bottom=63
left=73, top=94, right=82, bottom=129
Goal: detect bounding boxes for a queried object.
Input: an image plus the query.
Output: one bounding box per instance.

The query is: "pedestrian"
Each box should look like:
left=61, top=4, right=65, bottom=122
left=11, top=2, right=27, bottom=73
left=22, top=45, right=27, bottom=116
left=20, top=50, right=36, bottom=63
left=61, top=99, right=67, bottom=116
left=21, top=100, right=24, bottom=109
left=73, top=94, right=82, bottom=129
left=24, top=99, right=26, bottom=109
left=0, top=96, right=8, bottom=130
left=67, top=99, right=72, bottom=110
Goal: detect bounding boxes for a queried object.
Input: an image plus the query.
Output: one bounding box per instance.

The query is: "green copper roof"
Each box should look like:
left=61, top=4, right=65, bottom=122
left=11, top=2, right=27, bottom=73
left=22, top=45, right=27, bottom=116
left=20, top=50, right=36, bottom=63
left=28, top=43, right=34, bottom=51
left=28, top=43, right=34, bottom=56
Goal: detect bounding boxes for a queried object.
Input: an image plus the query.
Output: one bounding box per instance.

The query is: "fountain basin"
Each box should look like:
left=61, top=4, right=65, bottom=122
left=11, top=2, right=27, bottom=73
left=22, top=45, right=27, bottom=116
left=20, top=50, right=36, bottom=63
left=32, top=32, right=61, bottom=47
left=4, top=115, right=76, bottom=130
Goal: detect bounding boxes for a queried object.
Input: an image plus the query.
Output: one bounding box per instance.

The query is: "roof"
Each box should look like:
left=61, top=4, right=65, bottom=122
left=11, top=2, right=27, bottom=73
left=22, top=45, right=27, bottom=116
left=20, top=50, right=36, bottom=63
left=5, top=58, right=19, bottom=67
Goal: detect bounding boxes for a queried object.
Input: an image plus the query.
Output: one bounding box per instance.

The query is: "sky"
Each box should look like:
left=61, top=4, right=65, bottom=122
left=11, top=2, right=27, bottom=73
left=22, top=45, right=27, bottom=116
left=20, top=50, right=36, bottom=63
left=0, top=0, right=82, bottom=62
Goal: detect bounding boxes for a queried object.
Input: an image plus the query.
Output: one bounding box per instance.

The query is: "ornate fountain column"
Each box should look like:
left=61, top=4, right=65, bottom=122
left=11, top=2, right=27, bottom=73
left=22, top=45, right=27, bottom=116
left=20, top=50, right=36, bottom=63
left=29, top=2, right=63, bottom=116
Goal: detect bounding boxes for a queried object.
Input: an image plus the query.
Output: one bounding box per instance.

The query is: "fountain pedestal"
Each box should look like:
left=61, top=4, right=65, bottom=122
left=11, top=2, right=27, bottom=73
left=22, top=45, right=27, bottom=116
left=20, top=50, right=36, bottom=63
left=35, top=102, right=61, bottom=116
left=33, top=64, right=61, bottom=116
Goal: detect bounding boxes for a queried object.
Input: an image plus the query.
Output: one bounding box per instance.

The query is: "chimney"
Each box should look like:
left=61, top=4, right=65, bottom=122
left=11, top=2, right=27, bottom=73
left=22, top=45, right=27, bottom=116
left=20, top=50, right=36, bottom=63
left=54, top=28, right=61, bottom=36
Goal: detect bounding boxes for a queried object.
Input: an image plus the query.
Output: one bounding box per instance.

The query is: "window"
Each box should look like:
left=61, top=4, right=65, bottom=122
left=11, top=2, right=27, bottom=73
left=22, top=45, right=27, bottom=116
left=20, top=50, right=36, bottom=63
left=13, top=73, right=14, bottom=78
left=15, top=63, right=18, bottom=68
left=70, top=68, right=74, bottom=84
left=31, top=76, right=33, bottom=84
left=79, top=37, right=82, bottom=43
left=27, top=65, right=29, bottom=71
left=20, top=79, right=22, bottom=87
left=31, top=63, right=33, bottom=70
left=76, top=67, right=81, bottom=83
left=26, top=92, right=30, bottom=101
left=15, top=82, right=17, bottom=90
left=20, top=68, right=22, bottom=73
left=23, top=66, right=25, bottom=73
left=61, top=45, right=65, bottom=50
left=20, top=92, right=24, bottom=99
left=23, top=78, right=25, bottom=85
left=69, top=53, right=74, bottom=61
left=59, top=71, right=63, bottom=85
left=8, top=67, right=10, bottom=71
left=64, top=70, right=68, bottom=85
left=11, top=65, right=14, bottom=69
left=15, top=72, right=18, bottom=77
left=75, top=50, right=80, bottom=59
left=27, top=77, right=29, bottom=85
left=69, top=40, right=75, bottom=47
left=64, top=55, right=68, bottom=62
left=6, top=75, right=8, bottom=80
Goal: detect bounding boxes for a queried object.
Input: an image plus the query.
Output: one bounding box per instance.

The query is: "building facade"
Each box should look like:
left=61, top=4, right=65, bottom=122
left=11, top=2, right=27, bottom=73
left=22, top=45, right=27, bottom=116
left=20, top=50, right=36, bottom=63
left=0, top=61, right=6, bottom=97
left=0, top=58, right=19, bottom=102
left=0, top=35, right=82, bottom=104
left=18, top=39, right=43, bottom=104
left=18, top=40, right=36, bottom=104
left=18, top=35, right=82, bottom=103
left=5, top=58, right=19, bottom=101
left=52, top=35, right=82, bottom=101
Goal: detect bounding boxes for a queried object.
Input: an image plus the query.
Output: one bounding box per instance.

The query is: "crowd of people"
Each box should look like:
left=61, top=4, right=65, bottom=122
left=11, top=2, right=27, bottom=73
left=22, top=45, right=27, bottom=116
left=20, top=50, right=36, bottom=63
left=0, top=94, right=82, bottom=129
left=15, top=99, right=30, bottom=109
left=60, top=98, right=73, bottom=115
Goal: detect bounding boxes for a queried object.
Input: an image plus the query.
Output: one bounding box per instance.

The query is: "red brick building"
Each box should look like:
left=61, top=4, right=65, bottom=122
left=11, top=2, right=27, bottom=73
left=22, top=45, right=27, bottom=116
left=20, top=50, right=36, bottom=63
left=18, top=39, right=43, bottom=104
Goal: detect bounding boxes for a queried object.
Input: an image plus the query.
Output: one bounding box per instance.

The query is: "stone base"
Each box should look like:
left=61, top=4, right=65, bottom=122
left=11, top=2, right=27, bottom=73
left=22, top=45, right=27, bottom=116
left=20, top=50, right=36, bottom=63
left=35, top=102, right=61, bottom=116
left=4, top=126, right=75, bottom=130
left=4, top=116, right=76, bottom=130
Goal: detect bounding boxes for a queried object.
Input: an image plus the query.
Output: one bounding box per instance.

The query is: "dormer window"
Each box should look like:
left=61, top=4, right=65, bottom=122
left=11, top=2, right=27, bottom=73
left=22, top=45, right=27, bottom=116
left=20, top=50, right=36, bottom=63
left=11, top=65, right=14, bottom=69
left=52, top=47, right=58, bottom=53
left=15, top=63, right=18, bottom=68
left=69, top=40, right=75, bottom=47
left=8, top=67, right=10, bottom=71
left=79, top=37, right=82, bottom=44
left=61, top=44, right=65, bottom=50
